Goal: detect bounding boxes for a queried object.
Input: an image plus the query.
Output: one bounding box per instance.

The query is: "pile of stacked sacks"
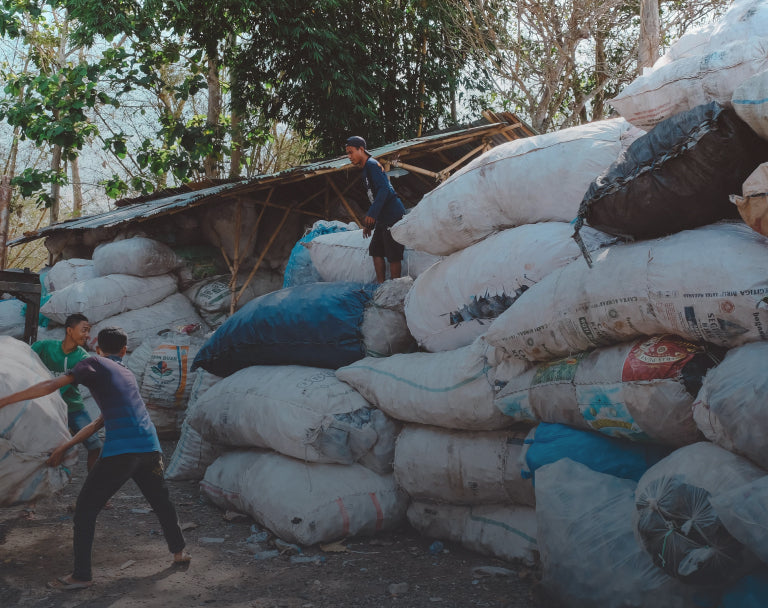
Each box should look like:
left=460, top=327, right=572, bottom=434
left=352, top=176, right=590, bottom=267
left=175, top=0, right=768, bottom=603
left=374, top=0, right=768, bottom=605
left=171, top=271, right=430, bottom=545
left=7, top=1, right=768, bottom=601
left=33, top=236, right=278, bottom=438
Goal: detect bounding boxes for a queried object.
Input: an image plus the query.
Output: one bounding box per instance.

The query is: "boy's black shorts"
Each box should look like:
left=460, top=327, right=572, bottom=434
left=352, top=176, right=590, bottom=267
left=369, top=224, right=405, bottom=262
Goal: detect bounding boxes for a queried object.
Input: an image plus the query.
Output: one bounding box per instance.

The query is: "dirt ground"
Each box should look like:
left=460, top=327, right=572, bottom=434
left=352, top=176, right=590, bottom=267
left=0, top=442, right=557, bottom=608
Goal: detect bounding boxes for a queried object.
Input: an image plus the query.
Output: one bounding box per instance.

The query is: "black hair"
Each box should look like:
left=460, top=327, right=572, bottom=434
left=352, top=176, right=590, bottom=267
left=64, top=313, right=90, bottom=329
left=97, top=327, right=128, bottom=354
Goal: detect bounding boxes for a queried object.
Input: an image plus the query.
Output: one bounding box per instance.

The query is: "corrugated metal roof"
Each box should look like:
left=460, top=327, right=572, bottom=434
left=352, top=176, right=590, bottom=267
left=9, top=181, right=246, bottom=245
left=9, top=119, right=526, bottom=246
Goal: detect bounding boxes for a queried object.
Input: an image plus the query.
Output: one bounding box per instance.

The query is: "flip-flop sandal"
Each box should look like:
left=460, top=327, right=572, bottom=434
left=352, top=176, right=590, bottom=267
left=47, top=576, right=93, bottom=591
left=172, top=551, right=192, bottom=564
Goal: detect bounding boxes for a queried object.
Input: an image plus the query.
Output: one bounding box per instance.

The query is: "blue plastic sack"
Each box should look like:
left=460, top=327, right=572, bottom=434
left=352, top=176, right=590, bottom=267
left=283, top=221, right=352, bottom=288
left=192, top=282, right=376, bottom=376
left=522, top=423, right=670, bottom=485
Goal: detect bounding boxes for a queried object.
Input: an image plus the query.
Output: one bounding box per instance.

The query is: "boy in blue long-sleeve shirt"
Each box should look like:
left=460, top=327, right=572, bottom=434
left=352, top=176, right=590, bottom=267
left=345, top=136, right=406, bottom=283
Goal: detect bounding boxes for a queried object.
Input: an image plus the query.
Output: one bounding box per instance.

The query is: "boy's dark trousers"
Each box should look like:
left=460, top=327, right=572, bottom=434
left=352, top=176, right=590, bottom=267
left=72, top=451, right=185, bottom=581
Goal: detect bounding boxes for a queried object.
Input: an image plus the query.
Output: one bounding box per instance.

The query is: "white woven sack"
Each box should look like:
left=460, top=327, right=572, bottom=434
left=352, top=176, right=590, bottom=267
left=709, top=476, right=768, bottom=567
left=733, top=69, right=768, bottom=141
left=636, top=443, right=766, bottom=511
left=124, top=339, right=154, bottom=385
left=390, top=119, right=632, bottom=256
left=394, top=425, right=534, bottom=507
left=406, top=501, right=538, bottom=564
left=200, top=309, right=228, bottom=329
left=0, top=337, right=77, bottom=506
left=93, top=236, right=178, bottom=277
left=35, top=324, right=65, bottom=342
left=496, top=335, right=709, bottom=445
left=183, top=272, right=282, bottom=313
left=138, top=332, right=205, bottom=410
left=41, top=273, right=177, bottom=325
left=651, top=0, right=768, bottom=71
left=305, top=229, right=442, bottom=282
left=0, top=299, right=26, bottom=339
left=43, top=258, right=96, bottom=292
left=485, top=222, right=768, bottom=362
left=200, top=451, right=408, bottom=545
left=361, top=278, right=416, bottom=358
left=336, top=337, right=527, bottom=431
left=88, top=293, right=206, bottom=352
left=183, top=276, right=230, bottom=312
left=708, top=0, right=768, bottom=50
left=405, top=223, right=618, bottom=352
left=536, top=459, right=704, bottom=608
left=651, top=24, right=715, bottom=70
left=188, top=365, right=396, bottom=467
left=693, top=342, right=768, bottom=468
left=165, top=369, right=223, bottom=481
left=610, top=37, right=768, bottom=130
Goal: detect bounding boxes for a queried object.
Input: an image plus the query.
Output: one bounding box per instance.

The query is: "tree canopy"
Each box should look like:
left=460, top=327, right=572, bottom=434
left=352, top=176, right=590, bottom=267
left=0, top=0, right=731, bottom=229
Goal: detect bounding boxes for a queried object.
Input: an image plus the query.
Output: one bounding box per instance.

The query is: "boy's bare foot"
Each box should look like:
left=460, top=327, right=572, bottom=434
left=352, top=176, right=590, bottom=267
left=173, top=550, right=191, bottom=564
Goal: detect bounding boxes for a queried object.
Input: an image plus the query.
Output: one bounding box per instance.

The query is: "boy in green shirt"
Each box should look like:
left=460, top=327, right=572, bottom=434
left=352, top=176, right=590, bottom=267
left=32, top=313, right=103, bottom=471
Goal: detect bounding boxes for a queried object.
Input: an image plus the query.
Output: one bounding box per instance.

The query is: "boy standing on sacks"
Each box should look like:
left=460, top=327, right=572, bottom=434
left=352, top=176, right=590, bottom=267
left=345, top=135, right=406, bottom=283
left=0, top=326, right=189, bottom=591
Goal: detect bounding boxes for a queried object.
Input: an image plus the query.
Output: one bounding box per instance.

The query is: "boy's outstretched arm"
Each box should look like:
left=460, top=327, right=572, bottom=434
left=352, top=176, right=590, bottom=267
left=47, top=415, right=104, bottom=467
left=0, top=374, right=73, bottom=411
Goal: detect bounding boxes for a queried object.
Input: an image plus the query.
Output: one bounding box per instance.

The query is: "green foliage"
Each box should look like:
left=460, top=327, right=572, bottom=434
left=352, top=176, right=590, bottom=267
left=11, top=167, right=67, bottom=204
left=232, top=0, right=483, bottom=156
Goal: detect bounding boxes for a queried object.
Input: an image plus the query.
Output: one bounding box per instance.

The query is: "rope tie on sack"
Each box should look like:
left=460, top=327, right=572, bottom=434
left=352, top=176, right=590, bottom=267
left=658, top=524, right=676, bottom=568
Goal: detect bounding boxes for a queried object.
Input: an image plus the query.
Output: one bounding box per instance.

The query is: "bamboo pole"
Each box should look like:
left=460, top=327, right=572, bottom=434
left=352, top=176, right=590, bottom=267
left=228, top=200, right=267, bottom=315
left=327, top=177, right=363, bottom=226
left=435, top=143, right=487, bottom=180
left=388, top=160, right=440, bottom=181
left=233, top=205, right=294, bottom=309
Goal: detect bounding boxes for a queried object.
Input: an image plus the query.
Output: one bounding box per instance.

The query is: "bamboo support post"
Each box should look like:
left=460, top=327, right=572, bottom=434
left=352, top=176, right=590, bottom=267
left=388, top=160, right=441, bottom=181
left=327, top=177, right=363, bottom=226
left=234, top=204, right=294, bottom=309
left=435, top=143, right=487, bottom=180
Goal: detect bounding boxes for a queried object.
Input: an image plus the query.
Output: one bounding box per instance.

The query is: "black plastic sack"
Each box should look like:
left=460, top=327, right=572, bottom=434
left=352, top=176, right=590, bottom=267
left=635, top=475, right=745, bottom=586
left=574, top=102, right=768, bottom=254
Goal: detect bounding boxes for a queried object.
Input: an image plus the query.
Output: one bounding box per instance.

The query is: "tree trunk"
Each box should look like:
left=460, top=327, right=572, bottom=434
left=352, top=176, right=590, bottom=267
left=50, top=14, right=68, bottom=224
left=204, top=52, right=222, bottom=179
left=638, top=0, right=661, bottom=73
left=229, top=110, right=243, bottom=179
left=50, top=139, right=61, bottom=224
left=416, top=29, right=428, bottom=137
left=0, top=176, right=11, bottom=270
left=593, top=29, right=607, bottom=121
left=71, top=155, right=83, bottom=217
